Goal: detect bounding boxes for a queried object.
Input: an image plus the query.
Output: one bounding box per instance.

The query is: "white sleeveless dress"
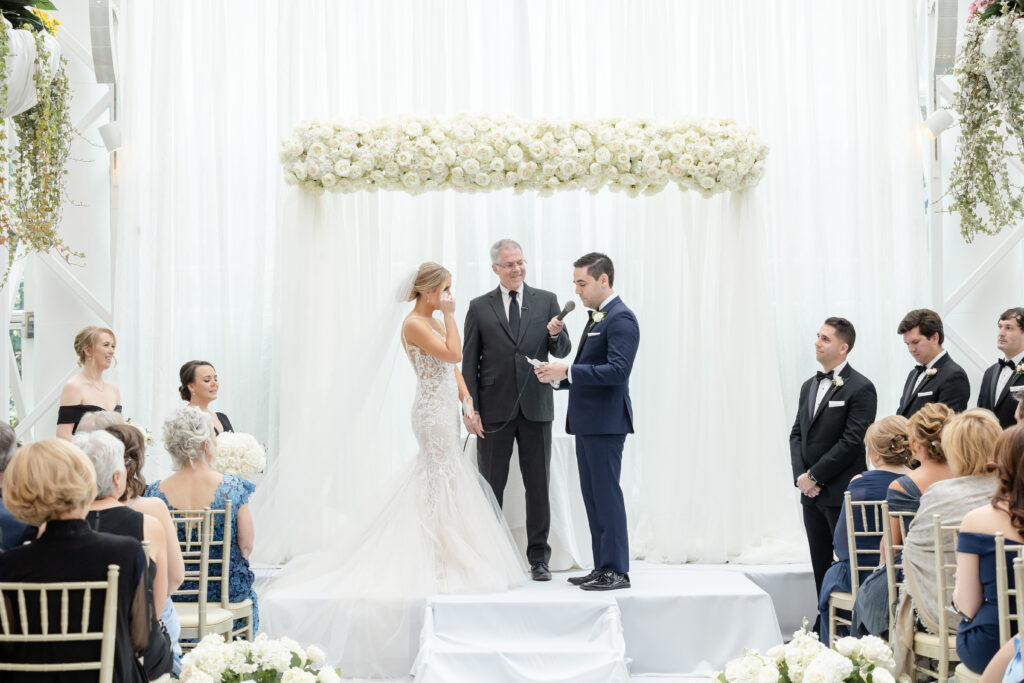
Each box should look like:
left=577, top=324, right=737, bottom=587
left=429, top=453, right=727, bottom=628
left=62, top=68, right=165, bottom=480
left=259, top=324, right=524, bottom=676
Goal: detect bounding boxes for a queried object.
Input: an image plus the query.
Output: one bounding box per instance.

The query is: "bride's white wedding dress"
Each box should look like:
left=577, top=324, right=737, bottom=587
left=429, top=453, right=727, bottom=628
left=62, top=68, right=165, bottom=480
left=260, top=324, right=525, bottom=676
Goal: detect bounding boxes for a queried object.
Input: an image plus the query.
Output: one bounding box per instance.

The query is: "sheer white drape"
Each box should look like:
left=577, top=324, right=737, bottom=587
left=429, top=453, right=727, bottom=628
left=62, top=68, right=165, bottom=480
left=116, top=0, right=926, bottom=564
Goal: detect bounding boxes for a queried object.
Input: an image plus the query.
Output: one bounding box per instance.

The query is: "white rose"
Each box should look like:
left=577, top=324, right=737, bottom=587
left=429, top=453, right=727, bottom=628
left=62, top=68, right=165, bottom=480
left=594, top=147, right=611, bottom=164
left=856, top=636, right=895, bottom=671
left=505, top=171, right=520, bottom=184
left=573, top=129, right=593, bottom=148
left=440, top=146, right=457, bottom=165
left=475, top=145, right=495, bottom=162
left=545, top=176, right=560, bottom=189
left=558, top=160, right=576, bottom=178
left=283, top=171, right=299, bottom=185
left=697, top=145, right=715, bottom=162
left=518, top=161, right=536, bottom=179
left=589, top=162, right=603, bottom=175
left=720, top=170, right=738, bottom=186
left=417, top=156, right=431, bottom=171
left=802, top=649, right=853, bottom=683
left=463, top=158, right=481, bottom=175
left=305, top=645, right=326, bottom=664
left=403, top=121, right=423, bottom=137
left=402, top=172, right=420, bottom=188
left=396, top=151, right=412, bottom=167
left=738, top=151, right=755, bottom=165
left=281, top=669, right=317, bottom=683
left=450, top=167, right=466, bottom=183
left=429, top=128, right=446, bottom=143
left=490, top=157, right=505, bottom=172
left=870, top=667, right=895, bottom=683
left=474, top=172, right=490, bottom=187
left=307, top=142, right=327, bottom=158
left=507, top=145, right=524, bottom=163
left=180, top=669, right=216, bottom=683
left=529, top=141, right=547, bottom=159
left=321, top=173, right=338, bottom=188
left=317, top=668, right=342, bottom=683
left=615, top=152, right=630, bottom=167
left=642, top=153, right=660, bottom=170
left=305, top=161, right=322, bottom=179
left=383, top=161, right=399, bottom=177
left=624, top=138, right=642, bottom=156
left=431, top=161, right=449, bottom=176
left=293, top=164, right=308, bottom=181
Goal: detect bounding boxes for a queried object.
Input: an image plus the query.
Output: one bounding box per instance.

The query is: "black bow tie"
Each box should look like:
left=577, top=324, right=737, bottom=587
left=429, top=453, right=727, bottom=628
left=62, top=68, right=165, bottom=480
left=914, top=364, right=927, bottom=374
left=816, top=370, right=834, bottom=382
left=1000, top=358, right=1017, bottom=370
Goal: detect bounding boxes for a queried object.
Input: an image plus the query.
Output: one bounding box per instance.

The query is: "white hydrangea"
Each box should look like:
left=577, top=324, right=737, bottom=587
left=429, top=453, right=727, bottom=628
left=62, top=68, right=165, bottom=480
left=209, top=432, right=266, bottom=477
left=282, top=669, right=317, bottom=683
left=281, top=114, right=768, bottom=198
left=802, top=649, right=854, bottom=683
left=317, top=668, right=342, bottom=683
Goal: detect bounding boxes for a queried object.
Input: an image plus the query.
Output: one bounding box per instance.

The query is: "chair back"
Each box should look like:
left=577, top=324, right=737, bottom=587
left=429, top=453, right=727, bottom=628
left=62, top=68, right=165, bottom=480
left=993, top=533, right=1022, bottom=645
left=882, top=508, right=915, bottom=639
left=0, top=564, right=120, bottom=683
left=934, top=517, right=958, bottom=637
left=207, top=500, right=233, bottom=608
left=844, top=493, right=888, bottom=595
left=169, top=508, right=213, bottom=633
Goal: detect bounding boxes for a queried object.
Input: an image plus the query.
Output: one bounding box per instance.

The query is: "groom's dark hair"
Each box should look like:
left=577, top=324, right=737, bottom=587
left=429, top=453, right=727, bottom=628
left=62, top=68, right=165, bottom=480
left=824, top=317, right=856, bottom=353
left=574, top=252, right=614, bottom=287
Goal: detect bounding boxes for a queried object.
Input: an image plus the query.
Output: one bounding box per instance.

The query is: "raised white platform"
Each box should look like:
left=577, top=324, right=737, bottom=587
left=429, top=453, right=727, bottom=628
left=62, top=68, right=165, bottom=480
left=254, top=560, right=815, bottom=680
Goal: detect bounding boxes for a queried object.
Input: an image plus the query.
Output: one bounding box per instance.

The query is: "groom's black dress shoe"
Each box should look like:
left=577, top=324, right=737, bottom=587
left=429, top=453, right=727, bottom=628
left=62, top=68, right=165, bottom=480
left=580, top=570, right=630, bottom=591
left=567, top=570, right=601, bottom=585
left=530, top=562, right=552, bottom=581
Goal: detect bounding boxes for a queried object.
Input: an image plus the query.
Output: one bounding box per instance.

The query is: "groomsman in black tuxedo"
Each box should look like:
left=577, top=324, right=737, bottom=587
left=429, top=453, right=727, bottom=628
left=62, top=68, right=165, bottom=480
left=977, top=307, right=1024, bottom=429
left=896, top=309, right=970, bottom=416
left=790, top=317, right=877, bottom=631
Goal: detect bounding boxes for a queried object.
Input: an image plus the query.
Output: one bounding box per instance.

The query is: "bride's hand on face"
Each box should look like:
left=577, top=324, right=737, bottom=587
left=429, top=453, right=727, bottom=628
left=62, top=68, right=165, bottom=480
left=439, top=292, right=456, bottom=317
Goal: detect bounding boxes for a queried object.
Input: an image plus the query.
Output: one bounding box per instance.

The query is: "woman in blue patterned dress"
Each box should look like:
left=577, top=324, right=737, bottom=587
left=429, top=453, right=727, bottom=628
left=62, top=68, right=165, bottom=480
left=144, top=406, right=258, bottom=630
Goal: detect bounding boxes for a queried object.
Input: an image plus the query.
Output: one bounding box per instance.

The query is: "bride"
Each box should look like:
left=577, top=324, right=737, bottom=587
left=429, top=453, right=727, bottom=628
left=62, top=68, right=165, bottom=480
left=259, top=262, right=525, bottom=676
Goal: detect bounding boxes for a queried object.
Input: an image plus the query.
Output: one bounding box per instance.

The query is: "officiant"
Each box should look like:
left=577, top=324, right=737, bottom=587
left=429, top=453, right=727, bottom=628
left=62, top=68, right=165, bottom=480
left=462, top=239, right=572, bottom=582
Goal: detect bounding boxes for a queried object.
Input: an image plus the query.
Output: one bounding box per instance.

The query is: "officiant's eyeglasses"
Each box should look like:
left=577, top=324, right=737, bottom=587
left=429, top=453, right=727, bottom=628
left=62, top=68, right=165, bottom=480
left=497, top=260, right=527, bottom=271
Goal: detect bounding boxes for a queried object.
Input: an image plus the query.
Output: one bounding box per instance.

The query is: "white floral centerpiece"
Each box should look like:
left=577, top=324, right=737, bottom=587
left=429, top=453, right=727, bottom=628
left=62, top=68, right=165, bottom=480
left=210, top=432, right=266, bottom=478
left=718, top=627, right=896, bottom=683
left=179, top=633, right=340, bottom=683
left=280, top=113, right=769, bottom=199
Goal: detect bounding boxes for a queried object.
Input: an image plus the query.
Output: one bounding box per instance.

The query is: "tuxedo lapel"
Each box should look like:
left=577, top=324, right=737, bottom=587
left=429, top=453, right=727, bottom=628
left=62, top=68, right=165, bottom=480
left=810, top=369, right=847, bottom=428
left=996, top=368, right=1024, bottom=409
left=487, top=288, right=515, bottom=341
left=898, top=369, right=916, bottom=415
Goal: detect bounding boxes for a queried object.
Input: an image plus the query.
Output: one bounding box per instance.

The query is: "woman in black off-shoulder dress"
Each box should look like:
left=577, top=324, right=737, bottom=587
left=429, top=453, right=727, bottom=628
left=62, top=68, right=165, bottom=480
left=57, top=326, right=122, bottom=440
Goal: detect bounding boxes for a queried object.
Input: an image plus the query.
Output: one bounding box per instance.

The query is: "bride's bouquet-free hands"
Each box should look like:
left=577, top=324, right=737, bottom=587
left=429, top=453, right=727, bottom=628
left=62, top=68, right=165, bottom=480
left=210, top=432, right=267, bottom=478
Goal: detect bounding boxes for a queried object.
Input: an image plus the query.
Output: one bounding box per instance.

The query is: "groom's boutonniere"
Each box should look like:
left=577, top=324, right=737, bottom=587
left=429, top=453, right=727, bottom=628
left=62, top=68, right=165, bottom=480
left=1015, top=365, right=1024, bottom=377
left=831, top=376, right=844, bottom=388
left=925, top=368, right=938, bottom=378
left=592, top=311, right=606, bottom=323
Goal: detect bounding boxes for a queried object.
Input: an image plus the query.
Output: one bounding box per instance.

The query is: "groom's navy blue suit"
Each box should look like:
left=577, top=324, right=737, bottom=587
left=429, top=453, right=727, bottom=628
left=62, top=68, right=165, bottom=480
left=558, top=296, right=639, bottom=575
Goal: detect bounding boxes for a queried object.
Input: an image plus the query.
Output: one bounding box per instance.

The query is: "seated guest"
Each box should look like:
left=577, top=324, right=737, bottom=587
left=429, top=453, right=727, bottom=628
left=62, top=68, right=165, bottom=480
left=77, top=409, right=126, bottom=433
left=57, top=326, right=122, bottom=440
left=817, top=415, right=913, bottom=644
left=896, top=309, right=970, bottom=417
left=106, top=423, right=185, bottom=675
left=888, top=403, right=956, bottom=541
left=977, top=308, right=1024, bottom=429
left=145, top=406, right=257, bottom=629
left=0, top=421, right=35, bottom=550
left=954, top=426, right=1024, bottom=674
left=74, top=430, right=174, bottom=680
left=980, top=634, right=1021, bottom=683
left=180, top=360, right=233, bottom=434
left=893, top=409, right=1003, bottom=673
left=0, top=440, right=148, bottom=682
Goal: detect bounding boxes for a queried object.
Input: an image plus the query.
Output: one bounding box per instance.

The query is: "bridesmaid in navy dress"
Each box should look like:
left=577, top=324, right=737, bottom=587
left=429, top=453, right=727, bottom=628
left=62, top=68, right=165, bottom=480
left=954, top=426, right=1024, bottom=673
left=179, top=360, right=233, bottom=434
left=56, top=326, right=122, bottom=440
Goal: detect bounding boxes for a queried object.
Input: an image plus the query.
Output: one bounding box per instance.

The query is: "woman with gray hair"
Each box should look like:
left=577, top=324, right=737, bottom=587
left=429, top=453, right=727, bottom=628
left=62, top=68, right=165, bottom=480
left=144, top=406, right=258, bottom=629
left=74, top=429, right=174, bottom=680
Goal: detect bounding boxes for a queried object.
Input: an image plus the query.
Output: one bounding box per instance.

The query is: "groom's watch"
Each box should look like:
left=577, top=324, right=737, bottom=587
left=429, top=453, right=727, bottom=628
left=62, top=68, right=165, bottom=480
left=808, top=472, right=822, bottom=487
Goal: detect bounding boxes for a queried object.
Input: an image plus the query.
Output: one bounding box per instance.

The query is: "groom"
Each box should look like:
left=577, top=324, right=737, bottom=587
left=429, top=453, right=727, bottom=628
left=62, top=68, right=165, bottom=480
left=535, top=252, right=639, bottom=591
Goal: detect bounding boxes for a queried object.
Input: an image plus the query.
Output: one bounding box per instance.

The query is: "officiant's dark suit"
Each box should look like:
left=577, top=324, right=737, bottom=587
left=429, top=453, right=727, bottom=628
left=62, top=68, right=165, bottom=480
left=790, top=319, right=877, bottom=615
left=463, top=243, right=571, bottom=570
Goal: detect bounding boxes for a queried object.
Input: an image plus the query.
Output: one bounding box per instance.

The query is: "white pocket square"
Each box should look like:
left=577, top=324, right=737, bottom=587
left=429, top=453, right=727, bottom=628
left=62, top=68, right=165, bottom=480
left=587, top=332, right=601, bottom=337
left=917, top=391, right=933, bottom=397
left=828, top=400, right=845, bottom=407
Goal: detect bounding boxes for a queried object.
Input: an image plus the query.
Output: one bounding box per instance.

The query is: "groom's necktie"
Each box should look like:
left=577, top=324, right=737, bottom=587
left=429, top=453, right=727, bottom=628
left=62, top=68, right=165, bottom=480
left=573, top=310, right=598, bottom=364
left=508, top=290, right=521, bottom=339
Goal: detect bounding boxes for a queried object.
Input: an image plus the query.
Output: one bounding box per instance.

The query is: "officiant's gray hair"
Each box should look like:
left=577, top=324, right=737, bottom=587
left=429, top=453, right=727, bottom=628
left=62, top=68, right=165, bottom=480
left=490, top=239, right=522, bottom=264
left=163, top=406, right=216, bottom=470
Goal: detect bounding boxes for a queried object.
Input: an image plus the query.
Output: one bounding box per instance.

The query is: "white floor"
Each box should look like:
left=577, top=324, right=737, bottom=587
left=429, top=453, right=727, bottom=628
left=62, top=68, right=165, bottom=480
left=253, top=560, right=815, bottom=681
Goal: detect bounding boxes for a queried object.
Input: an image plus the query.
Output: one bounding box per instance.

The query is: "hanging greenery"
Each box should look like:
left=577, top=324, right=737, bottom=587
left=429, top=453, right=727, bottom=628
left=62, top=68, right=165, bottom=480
left=949, top=0, right=1024, bottom=241
left=0, top=1, right=78, bottom=286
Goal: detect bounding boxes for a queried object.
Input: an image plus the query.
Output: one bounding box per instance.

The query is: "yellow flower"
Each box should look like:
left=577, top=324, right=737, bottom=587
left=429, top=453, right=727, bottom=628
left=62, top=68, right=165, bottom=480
left=29, top=8, right=61, bottom=34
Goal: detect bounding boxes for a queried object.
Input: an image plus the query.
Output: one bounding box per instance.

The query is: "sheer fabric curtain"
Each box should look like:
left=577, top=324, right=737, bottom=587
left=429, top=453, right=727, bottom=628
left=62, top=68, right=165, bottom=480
left=116, top=0, right=925, bottom=563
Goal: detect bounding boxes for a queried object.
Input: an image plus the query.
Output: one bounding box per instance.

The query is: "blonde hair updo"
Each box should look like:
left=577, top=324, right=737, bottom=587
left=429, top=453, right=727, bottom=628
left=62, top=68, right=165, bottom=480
left=408, top=262, right=451, bottom=301
left=864, top=415, right=912, bottom=467
left=74, top=326, right=116, bottom=367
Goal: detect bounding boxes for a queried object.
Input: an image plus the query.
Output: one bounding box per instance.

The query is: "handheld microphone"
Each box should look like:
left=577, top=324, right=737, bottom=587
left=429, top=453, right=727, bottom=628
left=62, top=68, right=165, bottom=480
left=556, top=301, right=576, bottom=321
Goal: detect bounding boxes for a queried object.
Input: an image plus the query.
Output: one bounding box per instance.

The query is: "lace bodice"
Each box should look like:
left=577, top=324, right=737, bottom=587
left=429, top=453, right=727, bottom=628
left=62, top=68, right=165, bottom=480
left=402, top=324, right=462, bottom=513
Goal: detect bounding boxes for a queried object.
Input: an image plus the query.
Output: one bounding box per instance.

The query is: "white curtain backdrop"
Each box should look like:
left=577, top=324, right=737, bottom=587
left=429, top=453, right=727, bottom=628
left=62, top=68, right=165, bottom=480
left=115, top=0, right=927, bottom=565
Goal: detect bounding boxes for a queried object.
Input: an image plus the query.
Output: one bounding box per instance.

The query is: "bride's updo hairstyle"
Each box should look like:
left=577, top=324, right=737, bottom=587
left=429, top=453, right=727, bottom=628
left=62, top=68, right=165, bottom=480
left=907, top=402, right=954, bottom=464
left=74, top=325, right=116, bottom=367
left=864, top=415, right=912, bottom=467
left=408, top=262, right=451, bottom=301
left=163, top=406, right=216, bottom=470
